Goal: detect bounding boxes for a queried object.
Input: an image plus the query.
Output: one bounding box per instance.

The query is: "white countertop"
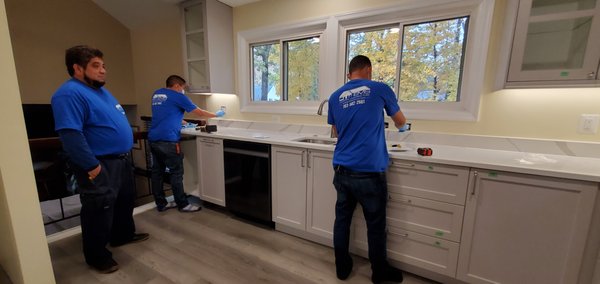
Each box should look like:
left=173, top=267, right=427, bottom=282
left=182, top=123, right=600, bottom=183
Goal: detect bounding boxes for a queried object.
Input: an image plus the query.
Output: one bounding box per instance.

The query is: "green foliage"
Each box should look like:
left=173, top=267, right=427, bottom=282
left=252, top=43, right=281, bottom=101
left=347, top=17, right=468, bottom=103
left=287, top=38, right=320, bottom=101
left=348, top=29, right=399, bottom=88
left=399, top=17, right=468, bottom=102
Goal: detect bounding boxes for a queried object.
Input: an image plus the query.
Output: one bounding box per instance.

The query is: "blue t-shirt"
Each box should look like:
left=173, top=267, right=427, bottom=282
left=327, top=79, right=401, bottom=172
left=51, top=78, right=133, bottom=155
left=148, top=88, right=198, bottom=142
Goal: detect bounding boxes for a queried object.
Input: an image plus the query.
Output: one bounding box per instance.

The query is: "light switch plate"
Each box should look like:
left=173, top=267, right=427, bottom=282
left=578, top=114, right=600, bottom=134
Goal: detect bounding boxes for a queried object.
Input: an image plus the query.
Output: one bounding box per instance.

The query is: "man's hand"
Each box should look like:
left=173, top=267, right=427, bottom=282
left=88, top=164, right=101, bottom=180
left=215, top=109, right=225, bottom=117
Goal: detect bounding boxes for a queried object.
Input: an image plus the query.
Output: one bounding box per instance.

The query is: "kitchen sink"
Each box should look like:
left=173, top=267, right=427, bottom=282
left=294, top=137, right=337, bottom=145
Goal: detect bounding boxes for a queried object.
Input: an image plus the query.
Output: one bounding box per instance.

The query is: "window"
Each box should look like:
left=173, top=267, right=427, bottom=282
left=347, top=26, right=400, bottom=89
left=399, top=17, right=468, bottom=102
left=237, top=0, right=493, bottom=118
left=251, top=37, right=320, bottom=102
left=346, top=17, right=469, bottom=103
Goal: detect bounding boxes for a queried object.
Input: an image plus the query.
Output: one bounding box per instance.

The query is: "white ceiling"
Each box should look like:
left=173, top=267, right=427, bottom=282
left=92, top=0, right=261, bottom=30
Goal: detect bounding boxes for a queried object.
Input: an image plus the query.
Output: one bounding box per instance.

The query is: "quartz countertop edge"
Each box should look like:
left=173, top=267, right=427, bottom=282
left=182, top=128, right=600, bottom=183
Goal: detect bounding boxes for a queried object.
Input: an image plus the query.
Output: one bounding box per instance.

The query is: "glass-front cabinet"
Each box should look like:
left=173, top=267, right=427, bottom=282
left=182, top=1, right=210, bottom=92
left=507, top=0, right=600, bottom=84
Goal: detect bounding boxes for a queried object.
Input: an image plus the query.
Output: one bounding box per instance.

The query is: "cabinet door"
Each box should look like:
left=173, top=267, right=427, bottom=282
left=457, top=169, right=598, bottom=284
left=306, top=150, right=336, bottom=240
left=508, top=0, right=600, bottom=82
left=197, top=138, right=225, bottom=206
left=271, top=146, right=307, bottom=230
left=387, top=159, right=469, bottom=205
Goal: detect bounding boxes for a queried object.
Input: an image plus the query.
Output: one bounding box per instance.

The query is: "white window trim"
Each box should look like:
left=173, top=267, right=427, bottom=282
left=237, top=0, right=495, bottom=120
left=237, top=17, right=330, bottom=115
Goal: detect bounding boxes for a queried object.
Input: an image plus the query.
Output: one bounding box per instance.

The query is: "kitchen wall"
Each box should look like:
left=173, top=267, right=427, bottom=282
left=0, top=0, right=54, bottom=283
left=129, top=15, right=191, bottom=127
left=4, top=0, right=136, bottom=105
left=202, top=0, right=600, bottom=143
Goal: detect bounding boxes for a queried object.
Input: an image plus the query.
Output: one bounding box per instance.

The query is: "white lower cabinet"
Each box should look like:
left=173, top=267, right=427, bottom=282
left=196, top=137, right=225, bottom=206
left=351, top=158, right=469, bottom=278
left=271, top=146, right=336, bottom=241
left=352, top=216, right=460, bottom=277
left=457, top=169, right=598, bottom=284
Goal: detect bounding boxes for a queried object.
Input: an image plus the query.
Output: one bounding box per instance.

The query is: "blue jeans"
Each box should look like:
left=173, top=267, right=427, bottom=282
left=150, top=141, right=188, bottom=209
left=333, top=166, right=388, bottom=270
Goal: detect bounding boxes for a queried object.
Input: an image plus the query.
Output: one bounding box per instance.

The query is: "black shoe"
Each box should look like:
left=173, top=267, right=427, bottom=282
left=111, top=233, right=150, bottom=247
left=90, top=258, right=119, bottom=274
left=371, top=265, right=403, bottom=283
left=336, top=255, right=353, bottom=280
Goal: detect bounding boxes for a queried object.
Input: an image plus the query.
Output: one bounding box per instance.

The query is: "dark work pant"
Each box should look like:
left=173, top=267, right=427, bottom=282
left=73, top=156, right=136, bottom=266
left=149, top=141, right=188, bottom=209
left=333, top=167, right=388, bottom=271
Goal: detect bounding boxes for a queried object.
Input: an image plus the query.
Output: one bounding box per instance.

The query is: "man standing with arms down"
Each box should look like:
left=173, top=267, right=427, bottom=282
left=328, top=55, right=406, bottom=283
left=51, top=45, right=148, bottom=274
left=148, top=75, right=224, bottom=212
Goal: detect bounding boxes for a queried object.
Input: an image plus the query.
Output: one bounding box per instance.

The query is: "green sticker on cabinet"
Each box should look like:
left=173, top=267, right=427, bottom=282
left=434, top=241, right=441, bottom=246
left=560, top=71, right=569, bottom=77
left=435, top=231, right=444, bottom=236
left=428, top=165, right=434, bottom=170
left=488, top=172, right=498, bottom=177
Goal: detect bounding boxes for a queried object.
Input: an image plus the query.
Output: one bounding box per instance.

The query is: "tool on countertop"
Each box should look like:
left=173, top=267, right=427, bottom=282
left=196, top=125, right=218, bottom=133
left=417, top=147, right=433, bottom=156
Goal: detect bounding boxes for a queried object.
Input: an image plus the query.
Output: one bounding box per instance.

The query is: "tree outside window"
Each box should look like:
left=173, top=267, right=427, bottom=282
left=251, top=37, right=320, bottom=102
left=346, top=16, right=469, bottom=103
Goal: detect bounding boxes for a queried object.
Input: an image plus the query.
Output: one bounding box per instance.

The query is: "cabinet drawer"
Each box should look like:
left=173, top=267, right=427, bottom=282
left=352, top=220, right=459, bottom=277
left=387, top=193, right=464, bottom=242
left=387, top=160, right=469, bottom=205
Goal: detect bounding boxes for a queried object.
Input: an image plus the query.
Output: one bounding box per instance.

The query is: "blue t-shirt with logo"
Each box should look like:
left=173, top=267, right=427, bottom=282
left=51, top=78, right=133, bottom=155
left=148, top=88, right=198, bottom=142
left=327, top=79, right=401, bottom=172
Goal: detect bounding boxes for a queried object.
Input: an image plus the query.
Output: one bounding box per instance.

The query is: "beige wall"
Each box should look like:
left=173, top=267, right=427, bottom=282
left=202, top=0, right=600, bottom=143
left=130, top=18, right=197, bottom=125
left=0, top=0, right=55, bottom=282
left=5, top=0, right=136, bottom=104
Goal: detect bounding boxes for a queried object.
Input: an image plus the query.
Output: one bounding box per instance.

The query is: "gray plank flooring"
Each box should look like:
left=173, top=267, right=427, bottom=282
left=48, top=206, right=437, bottom=284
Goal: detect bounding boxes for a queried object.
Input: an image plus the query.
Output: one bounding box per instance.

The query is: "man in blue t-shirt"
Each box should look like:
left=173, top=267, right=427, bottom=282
left=327, top=55, right=406, bottom=283
left=51, top=45, right=148, bottom=274
left=148, top=75, right=224, bottom=212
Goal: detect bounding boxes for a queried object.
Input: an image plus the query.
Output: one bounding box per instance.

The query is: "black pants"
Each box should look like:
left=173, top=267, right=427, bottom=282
left=73, top=155, right=136, bottom=266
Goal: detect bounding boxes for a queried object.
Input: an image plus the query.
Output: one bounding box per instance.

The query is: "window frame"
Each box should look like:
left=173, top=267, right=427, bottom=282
left=237, top=0, right=494, bottom=120
left=250, top=35, right=322, bottom=103
left=336, top=0, right=494, bottom=121
left=238, top=19, right=328, bottom=115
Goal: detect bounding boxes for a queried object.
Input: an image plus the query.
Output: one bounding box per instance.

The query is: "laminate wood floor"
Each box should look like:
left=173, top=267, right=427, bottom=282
left=49, top=206, right=438, bottom=284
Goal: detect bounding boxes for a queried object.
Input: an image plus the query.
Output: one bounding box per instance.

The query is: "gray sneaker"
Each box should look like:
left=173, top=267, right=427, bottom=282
left=179, top=204, right=201, bottom=212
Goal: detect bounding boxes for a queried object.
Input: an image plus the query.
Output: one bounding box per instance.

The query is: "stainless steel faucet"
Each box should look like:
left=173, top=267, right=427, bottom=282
left=317, top=99, right=328, bottom=115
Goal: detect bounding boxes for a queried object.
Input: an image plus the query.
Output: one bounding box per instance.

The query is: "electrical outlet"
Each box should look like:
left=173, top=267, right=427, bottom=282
left=578, top=114, right=600, bottom=134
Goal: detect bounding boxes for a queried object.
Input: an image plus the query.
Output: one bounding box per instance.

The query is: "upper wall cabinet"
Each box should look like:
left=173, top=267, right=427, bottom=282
left=505, top=0, right=600, bottom=87
left=181, top=0, right=234, bottom=94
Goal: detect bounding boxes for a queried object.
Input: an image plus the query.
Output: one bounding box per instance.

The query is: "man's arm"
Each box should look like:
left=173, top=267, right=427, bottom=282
left=57, top=129, right=101, bottom=179
left=191, top=107, right=218, bottom=118
left=391, top=110, right=407, bottom=130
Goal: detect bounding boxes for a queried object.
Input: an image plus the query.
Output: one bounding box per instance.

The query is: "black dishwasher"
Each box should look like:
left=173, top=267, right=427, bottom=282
left=223, top=139, right=273, bottom=227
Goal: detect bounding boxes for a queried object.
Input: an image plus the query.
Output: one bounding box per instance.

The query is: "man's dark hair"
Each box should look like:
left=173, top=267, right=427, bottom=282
left=166, top=75, right=186, bottom=88
left=348, top=55, right=372, bottom=74
left=65, top=45, right=103, bottom=76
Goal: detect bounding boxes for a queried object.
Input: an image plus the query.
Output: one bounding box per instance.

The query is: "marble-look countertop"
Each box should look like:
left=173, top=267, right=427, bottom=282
left=181, top=119, right=600, bottom=183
